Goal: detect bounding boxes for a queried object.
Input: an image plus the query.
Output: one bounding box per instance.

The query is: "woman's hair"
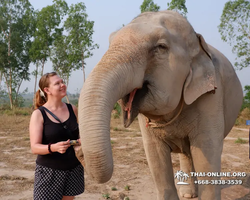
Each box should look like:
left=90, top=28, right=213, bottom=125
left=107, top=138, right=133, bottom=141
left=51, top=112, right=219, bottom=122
left=35, top=72, right=57, bottom=109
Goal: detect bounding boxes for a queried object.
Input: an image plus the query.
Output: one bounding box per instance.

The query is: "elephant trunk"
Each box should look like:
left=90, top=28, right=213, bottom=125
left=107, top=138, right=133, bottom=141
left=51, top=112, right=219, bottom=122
left=78, top=47, right=146, bottom=183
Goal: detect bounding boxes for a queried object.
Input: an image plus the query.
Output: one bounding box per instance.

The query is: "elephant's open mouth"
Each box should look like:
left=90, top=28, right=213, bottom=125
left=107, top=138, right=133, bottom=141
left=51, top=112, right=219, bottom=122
left=121, top=81, right=149, bottom=127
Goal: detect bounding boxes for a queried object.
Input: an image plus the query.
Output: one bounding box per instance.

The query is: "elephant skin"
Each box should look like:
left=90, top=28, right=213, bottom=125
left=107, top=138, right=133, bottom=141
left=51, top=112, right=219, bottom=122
left=78, top=10, right=243, bottom=200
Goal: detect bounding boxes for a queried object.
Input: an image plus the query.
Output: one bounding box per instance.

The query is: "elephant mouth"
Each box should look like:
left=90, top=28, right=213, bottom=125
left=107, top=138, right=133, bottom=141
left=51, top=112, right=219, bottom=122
left=121, top=81, right=149, bottom=128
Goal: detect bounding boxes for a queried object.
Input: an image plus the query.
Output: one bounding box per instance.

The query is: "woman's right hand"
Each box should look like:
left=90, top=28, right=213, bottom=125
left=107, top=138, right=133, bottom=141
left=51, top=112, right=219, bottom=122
left=52, top=140, right=71, bottom=154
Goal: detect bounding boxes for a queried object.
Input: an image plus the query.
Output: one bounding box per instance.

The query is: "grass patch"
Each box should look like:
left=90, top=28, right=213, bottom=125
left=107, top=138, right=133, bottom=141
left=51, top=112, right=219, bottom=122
left=113, top=127, right=122, bottom=131
left=102, top=193, right=110, bottom=199
left=1, top=107, right=32, bottom=116
left=124, top=185, right=130, bottom=191
left=112, top=113, right=120, bottom=119
left=111, top=186, right=117, bottom=191
left=0, top=175, right=27, bottom=181
left=235, top=137, right=248, bottom=144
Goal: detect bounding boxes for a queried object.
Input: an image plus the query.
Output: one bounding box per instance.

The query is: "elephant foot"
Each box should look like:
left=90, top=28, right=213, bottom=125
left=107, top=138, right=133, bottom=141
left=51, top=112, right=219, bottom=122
left=178, top=185, right=197, bottom=199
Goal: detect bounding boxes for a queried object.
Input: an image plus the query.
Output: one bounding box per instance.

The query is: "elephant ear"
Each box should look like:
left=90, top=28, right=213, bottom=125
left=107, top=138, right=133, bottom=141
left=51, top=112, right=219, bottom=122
left=183, top=33, right=217, bottom=105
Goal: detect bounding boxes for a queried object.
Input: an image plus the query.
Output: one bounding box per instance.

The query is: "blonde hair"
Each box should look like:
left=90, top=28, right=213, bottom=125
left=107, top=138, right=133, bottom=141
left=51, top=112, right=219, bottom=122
left=35, top=72, right=57, bottom=109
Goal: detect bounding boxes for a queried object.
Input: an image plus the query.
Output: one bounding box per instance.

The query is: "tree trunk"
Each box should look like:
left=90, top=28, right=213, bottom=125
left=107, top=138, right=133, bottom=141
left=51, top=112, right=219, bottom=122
left=41, top=57, right=45, bottom=76
left=3, top=72, right=13, bottom=109
left=65, top=75, right=70, bottom=103
left=8, top=27, right=13, bottom=109
left=82, top=53, right=85, bottom=82
left=33, top=62, right=39, bottom=108
left=0, top=71, right=2, bottom=83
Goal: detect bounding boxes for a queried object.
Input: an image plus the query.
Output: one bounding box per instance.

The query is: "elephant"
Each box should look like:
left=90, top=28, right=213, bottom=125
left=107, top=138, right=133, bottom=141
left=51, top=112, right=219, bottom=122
left=78, top=10, right=243, bottom=200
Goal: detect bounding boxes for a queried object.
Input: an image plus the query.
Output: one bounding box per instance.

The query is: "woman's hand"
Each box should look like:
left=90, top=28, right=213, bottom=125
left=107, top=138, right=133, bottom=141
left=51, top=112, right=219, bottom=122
left=52, top=139, right=71, bottom=154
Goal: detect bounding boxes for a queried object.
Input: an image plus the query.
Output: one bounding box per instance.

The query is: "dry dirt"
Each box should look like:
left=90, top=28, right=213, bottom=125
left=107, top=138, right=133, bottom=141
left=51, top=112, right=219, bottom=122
left=0, top=113, right=249, bottom=200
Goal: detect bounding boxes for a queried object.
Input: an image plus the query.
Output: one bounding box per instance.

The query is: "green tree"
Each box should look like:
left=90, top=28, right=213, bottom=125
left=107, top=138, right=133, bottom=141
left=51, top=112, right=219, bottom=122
left=50, top=32, right=71, bottom=103
left=30, top=0, right=68, bottom=76
left=242, top=85, right=250, bottom=110
left=0, top=0, right=34, bottom=109
left=51, top=34, right=71, bottom=86
left=29, top=0, right=68, bottom=107
left=218, top=0, right=250, bottom=70
left=167, top=0, right=188, bottom=17
left=140, top=0, right=160, bottom=13
left=64, top=2, right=99, bottom=82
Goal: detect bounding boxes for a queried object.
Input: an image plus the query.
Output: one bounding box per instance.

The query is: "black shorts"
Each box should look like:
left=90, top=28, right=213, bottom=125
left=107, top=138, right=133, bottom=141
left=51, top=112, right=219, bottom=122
left=34, top=164, right=84, bottom=200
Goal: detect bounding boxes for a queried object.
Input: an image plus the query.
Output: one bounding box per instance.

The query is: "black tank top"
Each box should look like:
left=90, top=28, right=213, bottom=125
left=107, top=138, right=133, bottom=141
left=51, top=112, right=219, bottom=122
left=36, top=103, right=80, bottom=170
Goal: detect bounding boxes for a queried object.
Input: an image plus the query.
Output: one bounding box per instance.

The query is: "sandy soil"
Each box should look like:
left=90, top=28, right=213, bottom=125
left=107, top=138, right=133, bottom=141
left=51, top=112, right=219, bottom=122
left=0, top=114, right=249, bottom=200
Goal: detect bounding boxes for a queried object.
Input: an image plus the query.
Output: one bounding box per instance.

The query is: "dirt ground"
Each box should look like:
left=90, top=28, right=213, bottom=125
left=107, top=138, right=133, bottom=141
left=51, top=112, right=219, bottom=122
left=0, top=113, right=249, bottom=200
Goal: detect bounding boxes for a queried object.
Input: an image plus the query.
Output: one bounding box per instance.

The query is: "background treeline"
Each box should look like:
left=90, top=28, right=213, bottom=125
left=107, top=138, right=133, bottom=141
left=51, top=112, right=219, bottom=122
left=0, top=0, right=250, bottom=124
left=0, top=0, right=98, bottom=109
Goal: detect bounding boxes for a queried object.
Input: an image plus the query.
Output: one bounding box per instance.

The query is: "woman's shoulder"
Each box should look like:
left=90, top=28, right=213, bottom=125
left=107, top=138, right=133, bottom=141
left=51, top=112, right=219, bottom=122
left=71, top=104, right=77, bottom=112
left=30, top=108, right=44, bottom=122
left=66, top=103, right=78, bottom=119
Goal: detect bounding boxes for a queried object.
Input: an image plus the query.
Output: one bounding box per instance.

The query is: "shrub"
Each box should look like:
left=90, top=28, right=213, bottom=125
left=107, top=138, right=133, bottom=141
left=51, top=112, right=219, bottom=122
left=124, top=185, right=130, bottom=191
left=236, top=107, right=250, bottom=126
left=235, top=137, right=247, bottom=144
left=114, top=102, right=121, bottom=115
left=111, top=187, right=117, bottom=191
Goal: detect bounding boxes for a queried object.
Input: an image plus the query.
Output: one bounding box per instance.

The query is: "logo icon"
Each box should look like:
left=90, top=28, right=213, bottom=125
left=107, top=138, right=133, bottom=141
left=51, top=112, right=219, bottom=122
left=174, top=170, right=189, bottom=185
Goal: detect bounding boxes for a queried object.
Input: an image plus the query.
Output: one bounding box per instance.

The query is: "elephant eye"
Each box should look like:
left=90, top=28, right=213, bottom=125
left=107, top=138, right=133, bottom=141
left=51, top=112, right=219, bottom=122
left=154, top=44, right=168, bottom=54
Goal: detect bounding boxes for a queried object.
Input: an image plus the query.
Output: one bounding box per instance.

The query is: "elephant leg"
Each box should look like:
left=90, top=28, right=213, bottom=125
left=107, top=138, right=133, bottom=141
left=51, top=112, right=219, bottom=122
left=190, top=131, right=223, bottom=200
left=138, top=114, right=179, bottom=200
left=177, top=153, right=198, bottom=198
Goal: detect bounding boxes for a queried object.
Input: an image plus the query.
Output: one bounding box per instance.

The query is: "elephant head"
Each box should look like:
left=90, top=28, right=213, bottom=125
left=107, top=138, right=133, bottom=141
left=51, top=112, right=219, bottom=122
left=78, top=10, right=217, bottom=183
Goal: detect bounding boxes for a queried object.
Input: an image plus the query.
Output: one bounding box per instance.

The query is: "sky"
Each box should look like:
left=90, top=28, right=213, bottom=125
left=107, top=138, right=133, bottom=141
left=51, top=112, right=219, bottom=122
left=22, top=0, right=250, bottom=94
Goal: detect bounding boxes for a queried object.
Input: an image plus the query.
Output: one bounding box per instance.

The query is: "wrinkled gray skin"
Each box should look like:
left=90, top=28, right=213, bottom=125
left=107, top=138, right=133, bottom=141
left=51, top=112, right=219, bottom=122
left=78, top=10, right=243, bottom=200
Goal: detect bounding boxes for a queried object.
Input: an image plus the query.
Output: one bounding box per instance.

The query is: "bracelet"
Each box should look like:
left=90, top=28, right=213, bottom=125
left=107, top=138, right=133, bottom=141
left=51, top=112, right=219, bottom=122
left=48, top=143, right=53, bottom=154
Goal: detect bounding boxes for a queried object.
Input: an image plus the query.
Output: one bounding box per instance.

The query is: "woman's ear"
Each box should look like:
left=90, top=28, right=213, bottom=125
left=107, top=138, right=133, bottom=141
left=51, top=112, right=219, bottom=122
left=43, top=87, right=50, bottom=95
left=183, top=33, right=217, bottom=105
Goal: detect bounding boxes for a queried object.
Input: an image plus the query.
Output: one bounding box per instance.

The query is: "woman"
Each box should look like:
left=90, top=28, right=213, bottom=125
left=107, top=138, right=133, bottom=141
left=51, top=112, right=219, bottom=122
left=29, top=72, right=84, bottom=200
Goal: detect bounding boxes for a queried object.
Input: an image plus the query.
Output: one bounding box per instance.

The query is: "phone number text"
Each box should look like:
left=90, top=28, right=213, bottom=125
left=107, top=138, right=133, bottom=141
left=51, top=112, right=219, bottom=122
left=194, top=180, right=242, bottom=185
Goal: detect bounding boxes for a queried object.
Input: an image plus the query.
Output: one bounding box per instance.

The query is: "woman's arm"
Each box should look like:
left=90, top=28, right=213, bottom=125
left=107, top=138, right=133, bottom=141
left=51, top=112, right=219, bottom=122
left=29, top=109, right=51, bottom=155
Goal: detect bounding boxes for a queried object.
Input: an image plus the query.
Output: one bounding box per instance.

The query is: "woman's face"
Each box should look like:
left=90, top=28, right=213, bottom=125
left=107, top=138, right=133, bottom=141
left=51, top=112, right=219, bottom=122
left=46, top=75, right=67, bottom=99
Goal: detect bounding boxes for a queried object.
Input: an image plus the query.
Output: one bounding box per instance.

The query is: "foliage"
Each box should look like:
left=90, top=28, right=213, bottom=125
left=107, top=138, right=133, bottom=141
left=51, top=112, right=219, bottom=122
left=0, top=85, right=9, bottom=107
left=114, top=102, right=121, bottom=115
left=140, top=0, right=160, bottom=13
left=240, top=85, right=250, bottom=111
left=124, top=185, right=131, bottom=191
left=0, top=107, right=32, bottom=116
left=243, top=85, right=250, bottom=105
left=0, top=0, right=34, bottom=109
left=102, top=193, right=110, bottom=199
left=51, top=34, right=71, bottom=86
left=64, top=2, right=99, bottom=82
left=29, top=0, right=68, bottom=77
left=235, top=137, right=247, bottom=144
left=29, top=0, right=69, bottom=107
left=111, top=187, right=117, bottom=191
left=0, top=1, right=98, bottom=109
left=236, top=107, right=250, bottom=126
left=218, top=0, right=250, bottom=70
left=167, top=0, right=188, bottom=17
